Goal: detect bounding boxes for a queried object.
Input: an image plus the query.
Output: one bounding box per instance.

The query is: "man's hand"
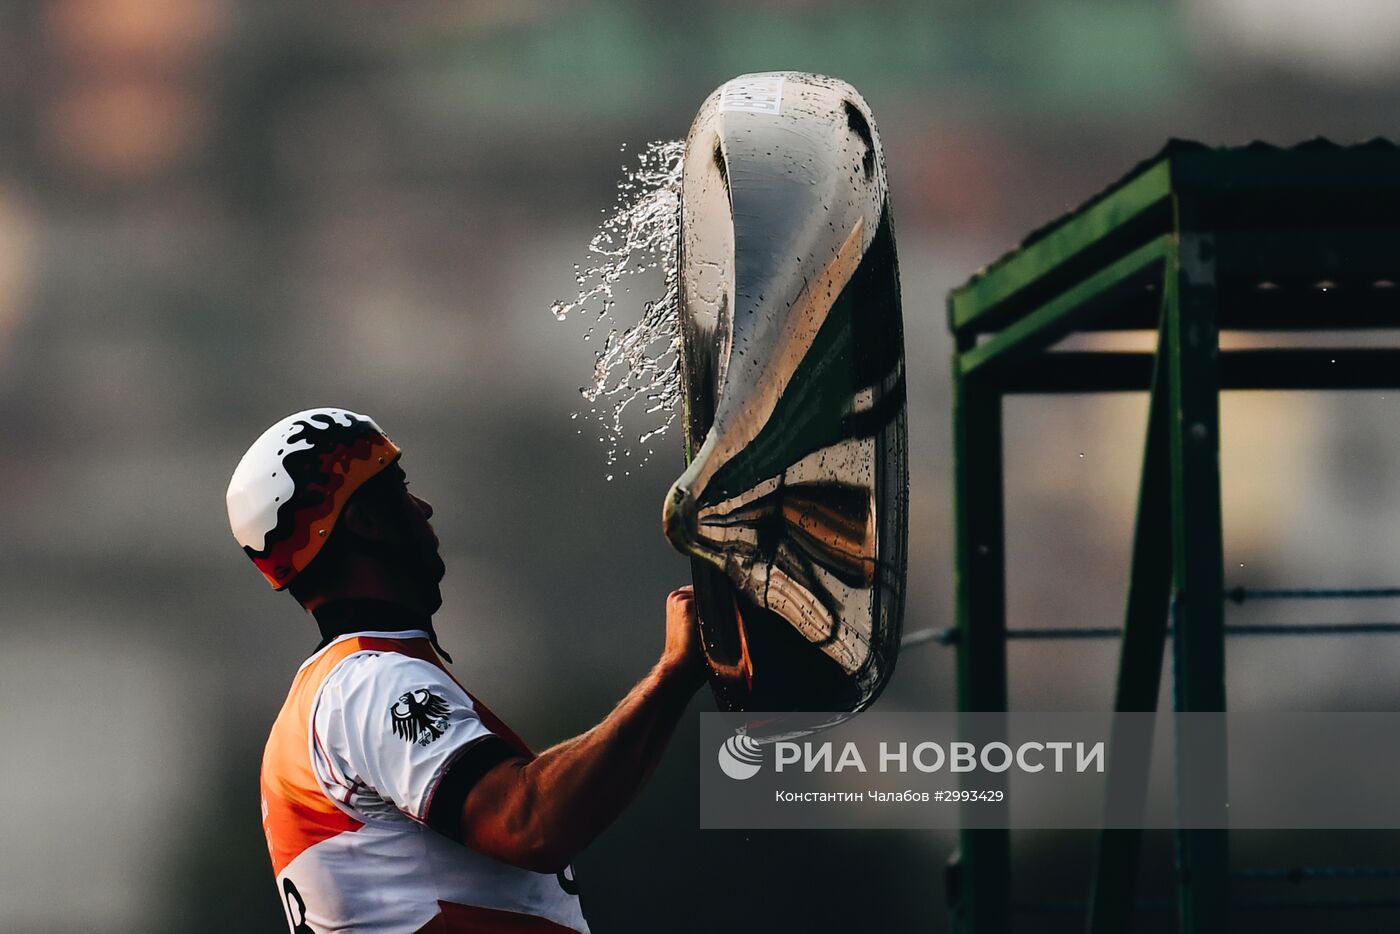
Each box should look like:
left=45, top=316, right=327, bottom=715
left=659, top=586, right=706, bottom=692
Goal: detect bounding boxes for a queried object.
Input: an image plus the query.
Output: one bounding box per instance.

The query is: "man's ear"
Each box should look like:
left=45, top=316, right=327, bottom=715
left=340, top=500, right=393, bottom=544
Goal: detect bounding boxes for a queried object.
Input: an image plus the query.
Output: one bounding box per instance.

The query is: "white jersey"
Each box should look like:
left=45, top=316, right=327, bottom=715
left=261, top=630, right=589, bottom=933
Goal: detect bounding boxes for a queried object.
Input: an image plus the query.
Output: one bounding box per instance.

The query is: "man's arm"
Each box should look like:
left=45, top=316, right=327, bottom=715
left=438, top=586, right=706, bottom=873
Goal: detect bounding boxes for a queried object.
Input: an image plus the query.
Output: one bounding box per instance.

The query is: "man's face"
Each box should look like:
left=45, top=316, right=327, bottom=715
left=406, top=487, right=446, bottom=611
left=379, top=464, right=446, bottom=613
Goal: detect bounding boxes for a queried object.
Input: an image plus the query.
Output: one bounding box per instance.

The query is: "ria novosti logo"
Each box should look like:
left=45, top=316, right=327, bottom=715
left=718, top=732, right=764, bottom=780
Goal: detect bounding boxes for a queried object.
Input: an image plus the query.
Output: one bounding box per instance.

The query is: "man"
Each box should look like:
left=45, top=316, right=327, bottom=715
left=226, top=407, right=704, bottom=933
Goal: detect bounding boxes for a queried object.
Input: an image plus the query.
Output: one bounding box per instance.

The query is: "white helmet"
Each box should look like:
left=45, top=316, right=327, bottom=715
left=226, top=408, right=400, bottom=589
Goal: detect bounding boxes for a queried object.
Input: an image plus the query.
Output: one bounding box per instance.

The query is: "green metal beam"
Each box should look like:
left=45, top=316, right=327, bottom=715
left=958, top=236, right=1168, bottom=380
left=949, top=160, right=1172, bottom=334
left=1086, top=310, right=1176, bottom=934
left=1165, top=231, right=1230, bottom=934
left=997, top=348, right=1400, bottom=394
left=941, top=140, right=1400, bottom=934
left=948, top=340, right=1010, bottom=934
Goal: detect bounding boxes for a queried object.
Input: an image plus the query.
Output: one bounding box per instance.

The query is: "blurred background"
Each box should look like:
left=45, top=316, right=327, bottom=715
left=3, top=1, right=1400, bottom=931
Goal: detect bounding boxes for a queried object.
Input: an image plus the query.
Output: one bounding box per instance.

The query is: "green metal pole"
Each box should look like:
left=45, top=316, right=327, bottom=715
left=1086, top=308, right=1175, bottom=934
left=1165, top=230, right=1229, bottom=934
left=948, top=337, right=1010, bottom=934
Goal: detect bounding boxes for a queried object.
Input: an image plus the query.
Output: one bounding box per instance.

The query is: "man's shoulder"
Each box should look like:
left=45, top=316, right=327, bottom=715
left=315, top=639, right=467, bottom=717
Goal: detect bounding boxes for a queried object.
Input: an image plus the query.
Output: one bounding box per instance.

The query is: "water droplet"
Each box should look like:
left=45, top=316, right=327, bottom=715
left=550, top=139, right=686, bottom=476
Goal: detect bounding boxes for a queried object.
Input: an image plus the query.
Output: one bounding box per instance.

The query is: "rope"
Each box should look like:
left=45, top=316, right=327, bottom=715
left=1231, top=897, right=1400, bottom=911
left=898, top=627, right=959, bottom=648
left=901, top=621, right=1400, bottom=648
left=1235, top=866, right=1400, bottom=882
left=1014, top=895, right=1400, bottom=914
left=1223, top=622, right=1400, bottom=636
left=901, top=588, right=1400, bottom=645
left=1228, top=586, right=1400, bottom=604
left=1013, top=898, right=1173, bottom=914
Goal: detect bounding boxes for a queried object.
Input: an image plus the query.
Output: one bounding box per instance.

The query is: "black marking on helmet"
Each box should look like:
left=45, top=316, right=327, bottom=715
left=245, top=412, right=383, bottom=560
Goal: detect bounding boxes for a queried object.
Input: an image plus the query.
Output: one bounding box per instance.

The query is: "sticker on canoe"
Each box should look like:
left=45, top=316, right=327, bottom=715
left=719, top=76, right=784, bottom=115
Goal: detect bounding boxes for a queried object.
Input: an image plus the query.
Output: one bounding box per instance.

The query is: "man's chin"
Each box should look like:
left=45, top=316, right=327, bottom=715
left=416, top=554, right=445, bottom=612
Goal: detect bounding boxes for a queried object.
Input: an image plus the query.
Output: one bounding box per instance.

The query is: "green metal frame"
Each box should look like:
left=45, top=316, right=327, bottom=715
left=944, top=140, right=1400, bottom=934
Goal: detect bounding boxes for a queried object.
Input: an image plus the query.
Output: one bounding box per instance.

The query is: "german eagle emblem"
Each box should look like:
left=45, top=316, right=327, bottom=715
left=390, top=688, right=452, bottom=746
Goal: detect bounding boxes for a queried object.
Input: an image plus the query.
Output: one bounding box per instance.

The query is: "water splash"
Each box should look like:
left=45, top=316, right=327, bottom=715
left=551, top=139, right=685, bottom=476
